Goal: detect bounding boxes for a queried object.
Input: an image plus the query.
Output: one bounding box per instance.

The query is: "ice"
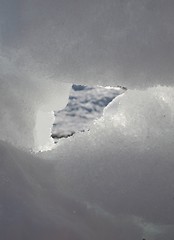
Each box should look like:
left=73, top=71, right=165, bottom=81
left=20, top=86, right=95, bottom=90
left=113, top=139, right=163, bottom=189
left=1, top=1, right=174, bottom=88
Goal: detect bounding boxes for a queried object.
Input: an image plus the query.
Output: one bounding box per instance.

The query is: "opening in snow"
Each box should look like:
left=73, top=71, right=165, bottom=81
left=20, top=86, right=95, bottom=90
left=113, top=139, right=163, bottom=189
left=34, top=83, right=126, bottom=152
left=51, top=84, right=126, bottom=143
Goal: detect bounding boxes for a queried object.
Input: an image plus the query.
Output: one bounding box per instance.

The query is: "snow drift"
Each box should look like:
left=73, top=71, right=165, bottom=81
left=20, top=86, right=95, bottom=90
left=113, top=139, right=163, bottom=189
left=1, top=86, right=174, bottom=239
left=1, top=0, right=174, bottom=239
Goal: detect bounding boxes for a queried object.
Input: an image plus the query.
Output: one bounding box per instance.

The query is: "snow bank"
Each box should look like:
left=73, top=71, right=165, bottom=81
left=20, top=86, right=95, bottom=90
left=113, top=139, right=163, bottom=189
left=1, top=86, right=173, bottom=239
left=1, top=0, right=174, bottom=88
left=1, top=1, right=174, bottom=239
left=48, top=86, right=174, bottom=237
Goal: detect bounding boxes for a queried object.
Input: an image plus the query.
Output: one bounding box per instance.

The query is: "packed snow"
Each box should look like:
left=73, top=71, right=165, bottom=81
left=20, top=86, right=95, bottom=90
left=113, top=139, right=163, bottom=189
left=1, top=85, right=174, bottom=239
left=0, top=0, right=174, bottom=239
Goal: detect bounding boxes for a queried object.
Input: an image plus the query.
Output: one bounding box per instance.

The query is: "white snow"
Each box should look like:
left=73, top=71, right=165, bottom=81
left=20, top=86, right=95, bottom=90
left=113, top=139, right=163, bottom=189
left=0, top=61, right=71, bottom=149
left=1, top=1, right=174, bottom=88
left=1, top=88, right=174, bottom=240
left=52, top=85, right=123, bottom=140
left=43, top=86, right=174, bottom=239
left=0, top=0, right=174, bottom=239
left=34, top=110, right=55, bottom=152
left=1, top=85, right=174, bottom=239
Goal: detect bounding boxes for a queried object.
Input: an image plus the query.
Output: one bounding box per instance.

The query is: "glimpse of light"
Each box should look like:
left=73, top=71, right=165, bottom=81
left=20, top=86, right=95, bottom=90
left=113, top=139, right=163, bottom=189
left=34, top=110, right=55, bottom=152
left=113, top=113, right=127, bottom=128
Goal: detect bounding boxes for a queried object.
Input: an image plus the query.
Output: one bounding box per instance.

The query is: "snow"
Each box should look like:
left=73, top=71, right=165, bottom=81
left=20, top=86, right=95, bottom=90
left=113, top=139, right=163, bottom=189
left=48, top=87, right=174, bottom=233
left=0, top=68, right=71, bottom=149
left=1, top=85, right=174, bottom=239
left=1, top=1, right=174, bottom=88
left=52, top=85, right=124, bottom=140
left=0, top=0, right=174, bottom=239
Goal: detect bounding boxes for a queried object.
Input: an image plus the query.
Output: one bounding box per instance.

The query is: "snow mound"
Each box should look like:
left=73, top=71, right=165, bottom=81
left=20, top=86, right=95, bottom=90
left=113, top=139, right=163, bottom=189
left=46, top=86, right=174, bottom=239
left=2, top=85, right=174, bottom=239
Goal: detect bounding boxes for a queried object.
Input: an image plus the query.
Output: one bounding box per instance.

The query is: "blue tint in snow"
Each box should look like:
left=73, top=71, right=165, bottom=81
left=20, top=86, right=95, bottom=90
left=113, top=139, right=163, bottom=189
left=52, top=85, right=124, bottom=140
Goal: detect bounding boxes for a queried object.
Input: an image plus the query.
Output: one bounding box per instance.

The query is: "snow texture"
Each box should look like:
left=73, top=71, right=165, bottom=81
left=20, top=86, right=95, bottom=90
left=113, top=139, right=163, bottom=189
left=1, top=86, right=174, bottom=239
left=0, top=0, right=174, bottom=239
left=1, top=0, right=174, bottom=88
left=0, top=65, right=71, bottom=149
left=52, top=85, right=124, bottom=140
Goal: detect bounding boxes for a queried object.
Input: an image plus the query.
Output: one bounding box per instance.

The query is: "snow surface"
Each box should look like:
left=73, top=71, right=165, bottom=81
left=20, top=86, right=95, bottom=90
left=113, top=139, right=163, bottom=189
left=52, top=85, right=124, bottom=140
left=1, top=1, right=174, bottom=239
left=1, top=86, right=174, bottom=239
left=1, top=0, right=174, bottom=88
left=0, top=73, right=71, bottom=150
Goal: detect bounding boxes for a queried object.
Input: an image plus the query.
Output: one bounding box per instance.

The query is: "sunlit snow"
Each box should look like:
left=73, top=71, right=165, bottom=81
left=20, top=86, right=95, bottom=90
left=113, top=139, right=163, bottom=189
left=1, top=0, right=174, bottom=239
left=34, top=110, right=55, bottom=152
left=52, top=85, right=124, bottom=141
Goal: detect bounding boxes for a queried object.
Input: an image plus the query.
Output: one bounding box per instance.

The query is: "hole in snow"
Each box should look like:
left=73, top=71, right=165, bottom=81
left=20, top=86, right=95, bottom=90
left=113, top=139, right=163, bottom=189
left=51, top=84, right=126, bottom=143
left=34, top=84, right=126, bottom=152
